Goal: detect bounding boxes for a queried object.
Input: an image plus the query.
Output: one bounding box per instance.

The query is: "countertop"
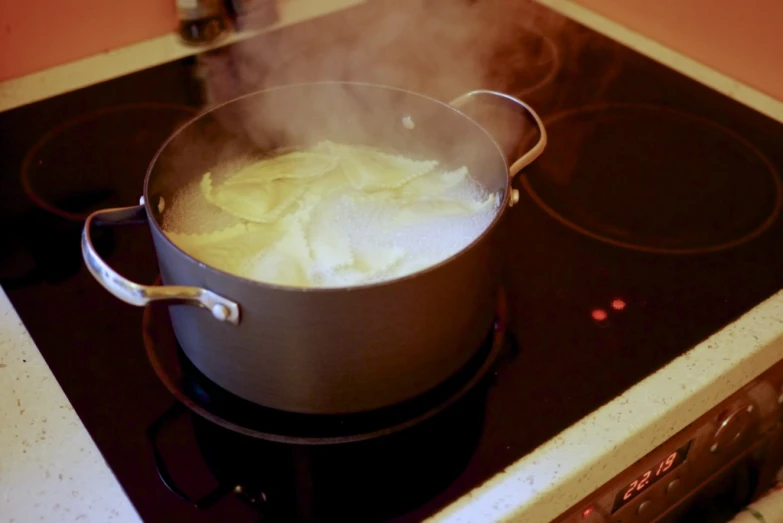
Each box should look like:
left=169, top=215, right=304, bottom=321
left=2, top=0, right=783, bottom=522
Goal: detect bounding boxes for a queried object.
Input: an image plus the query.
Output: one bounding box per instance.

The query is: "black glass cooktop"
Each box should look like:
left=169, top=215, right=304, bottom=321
left=2, top=0, right=783, bottom=521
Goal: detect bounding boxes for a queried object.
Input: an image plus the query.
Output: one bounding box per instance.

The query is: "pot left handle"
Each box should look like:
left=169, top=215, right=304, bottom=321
left=81, top=204, right=240, bottom=325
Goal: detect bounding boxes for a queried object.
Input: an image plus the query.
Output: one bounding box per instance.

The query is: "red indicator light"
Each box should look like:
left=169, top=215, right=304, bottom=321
left=611, top=299, right=627, bottom=311
left=591, top=309, right=608, bottom=321
left=582, top=506, right=594, bottom=519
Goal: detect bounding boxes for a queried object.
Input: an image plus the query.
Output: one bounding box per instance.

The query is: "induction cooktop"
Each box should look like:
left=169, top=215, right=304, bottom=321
left=2, top=0, right=783, bottom=521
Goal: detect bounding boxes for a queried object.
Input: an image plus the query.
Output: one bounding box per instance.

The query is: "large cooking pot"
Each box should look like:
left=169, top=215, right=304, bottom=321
left=82, top=82, right=546, bottom=414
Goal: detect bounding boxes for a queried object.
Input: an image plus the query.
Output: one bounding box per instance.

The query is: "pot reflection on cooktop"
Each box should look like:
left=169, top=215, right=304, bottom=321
left=150, top=388, right=489, bottom=522
left=21, top=103, right=196, bottom=221
left=141, top=290, right=515, bottom=521
left=520, top=104, right=783, bottom=254
left=142, top=296, right=513, bottom=521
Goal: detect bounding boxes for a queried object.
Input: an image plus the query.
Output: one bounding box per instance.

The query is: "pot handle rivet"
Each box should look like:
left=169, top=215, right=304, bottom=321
left=211, top=303, right=230, bottom=321
left=449, top=89, right=547, bottom=179
left=510, top=189, right=520, bottom=207
left=81, top=204, right=241, bottom=325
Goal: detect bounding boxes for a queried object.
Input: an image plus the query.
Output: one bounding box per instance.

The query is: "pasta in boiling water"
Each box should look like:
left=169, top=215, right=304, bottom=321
left=315, top=141, right=438, bottom=191
left=162, top=142, right=499, bottom=287
left=396, top=166, right=469, bottom=197
left=220, top=151, right=338, bottom=185
left=246, top=212, right=313, bottom=287
left=165, top=222, right=282, bottom=275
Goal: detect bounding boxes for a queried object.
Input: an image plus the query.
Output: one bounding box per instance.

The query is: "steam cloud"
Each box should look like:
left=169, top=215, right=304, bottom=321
left=177, top=0, right=626, bottom=171
left=200, top=0, right=569, bottom=105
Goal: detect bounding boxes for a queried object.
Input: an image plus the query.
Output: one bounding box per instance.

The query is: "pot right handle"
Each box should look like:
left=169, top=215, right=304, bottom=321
left=449, top=90, right=548, bottom=178
left=81, top=204, right=240, bottom=325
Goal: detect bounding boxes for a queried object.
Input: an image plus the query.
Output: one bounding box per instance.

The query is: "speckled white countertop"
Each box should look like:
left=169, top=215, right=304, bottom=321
left=2, top=0, right=783, bottom=522
left=0, top=288, right=141, bottom=522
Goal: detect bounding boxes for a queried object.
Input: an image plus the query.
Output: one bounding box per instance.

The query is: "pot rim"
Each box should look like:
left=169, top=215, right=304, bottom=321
left=143, top=81, right=511, bottom=293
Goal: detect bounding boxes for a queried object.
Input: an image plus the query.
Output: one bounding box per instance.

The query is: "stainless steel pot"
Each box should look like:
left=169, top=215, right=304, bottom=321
left=82, top=82, right=546, bottom=414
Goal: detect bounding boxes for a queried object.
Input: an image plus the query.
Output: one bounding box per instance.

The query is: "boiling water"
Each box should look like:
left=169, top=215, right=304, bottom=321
left=161, top=146, right=499, bottom=287
left=299, top=180, right=497, bottom=286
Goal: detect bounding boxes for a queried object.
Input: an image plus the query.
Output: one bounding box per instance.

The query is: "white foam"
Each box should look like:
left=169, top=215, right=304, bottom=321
left=162, top=174, right=240, bottom=234
left=304, top=176, right=497, bottom=286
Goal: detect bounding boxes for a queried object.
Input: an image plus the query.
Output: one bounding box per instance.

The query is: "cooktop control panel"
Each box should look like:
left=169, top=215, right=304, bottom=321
left=556, top=358, right=783, bottom=522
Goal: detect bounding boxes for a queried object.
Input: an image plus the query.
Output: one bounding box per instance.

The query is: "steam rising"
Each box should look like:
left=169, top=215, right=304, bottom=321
left=201, top=0, right=557, bottom=103
left=192, top=0, right=572, bottom=151
left=166, top=0, right=627, bottom=183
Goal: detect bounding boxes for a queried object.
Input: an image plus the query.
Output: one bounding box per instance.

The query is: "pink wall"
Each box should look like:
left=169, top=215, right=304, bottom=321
left=1, top=0, right=782, bottom=104
left=573, top=0, right=783, bottom=101
left=0, top=0, right=176, bottom=81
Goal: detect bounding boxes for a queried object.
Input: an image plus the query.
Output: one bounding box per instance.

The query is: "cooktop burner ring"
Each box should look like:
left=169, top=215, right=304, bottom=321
left=495, top=24, right=561, bottom=97
left=143, top=288, right=509, bottom=445
left=20, top=103, right=197, bottom=222
left=520, top=103, right=783, bottom=254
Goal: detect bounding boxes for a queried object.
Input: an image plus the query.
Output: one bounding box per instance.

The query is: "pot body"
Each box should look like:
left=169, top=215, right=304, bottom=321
left=142, top=83, right=512, bottom=414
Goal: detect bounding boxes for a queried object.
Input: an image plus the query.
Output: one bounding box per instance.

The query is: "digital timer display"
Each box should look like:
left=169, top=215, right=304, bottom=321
left=612, top=440, right=692, bottom=512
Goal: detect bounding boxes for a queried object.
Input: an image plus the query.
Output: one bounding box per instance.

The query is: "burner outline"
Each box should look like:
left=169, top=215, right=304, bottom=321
left=520, top=103, right=783, bottom=254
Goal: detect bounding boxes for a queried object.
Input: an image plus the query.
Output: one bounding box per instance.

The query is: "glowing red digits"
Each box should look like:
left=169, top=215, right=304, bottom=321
left=637, top=471, right=652, bottom=490
left=623, top=480, right=638, bottom=501
left=662, top=452, right=676, bottom=473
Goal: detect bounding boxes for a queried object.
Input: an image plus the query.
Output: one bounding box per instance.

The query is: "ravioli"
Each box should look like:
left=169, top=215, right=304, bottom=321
left=316, top=141, right=438, bottom=191
left=308, top=198, right=354, bottom=273
left=397, top=166, right=469, bottom=198
left=243, top=205, right=316, bottom=286
left=222, top=151, right=339, bottom=186
left=202, top=172, right=308, bottom=223
left=167, top=222, right=282, bottom=276
left=331, top=245, right=406, bottom=286
left=394, top=192, right=499, bottom=227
